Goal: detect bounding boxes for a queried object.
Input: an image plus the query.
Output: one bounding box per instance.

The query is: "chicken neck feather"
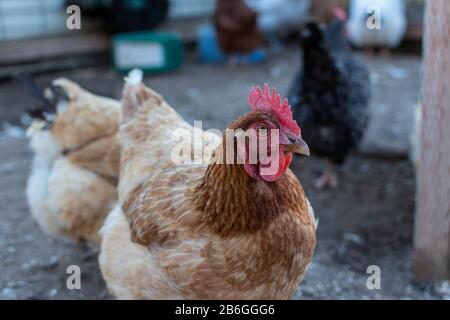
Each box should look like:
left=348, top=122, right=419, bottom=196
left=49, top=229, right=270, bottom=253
left=193, top=114, right=309, bottom=237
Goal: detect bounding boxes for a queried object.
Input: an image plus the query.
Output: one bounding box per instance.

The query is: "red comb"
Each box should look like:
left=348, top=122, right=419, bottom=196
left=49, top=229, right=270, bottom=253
left=333, top=7, right=347, bottom=21
left=248, top=84, right=301, bottom=135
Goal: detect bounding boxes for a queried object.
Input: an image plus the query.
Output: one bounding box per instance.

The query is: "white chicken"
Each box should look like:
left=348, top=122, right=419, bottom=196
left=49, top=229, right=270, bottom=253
left=245, top=0, right=311, bottom=43
left=348, top=0, right=407, bottom=49
left=23, top=76, right=120, bottom=245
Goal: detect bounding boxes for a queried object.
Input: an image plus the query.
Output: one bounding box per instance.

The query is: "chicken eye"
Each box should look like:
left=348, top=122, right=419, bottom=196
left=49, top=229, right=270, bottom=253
left=256, top=124, right=269, bottom=135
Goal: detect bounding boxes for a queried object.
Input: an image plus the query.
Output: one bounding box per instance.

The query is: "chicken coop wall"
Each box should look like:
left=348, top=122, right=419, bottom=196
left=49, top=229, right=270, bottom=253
left=170, top=0, right=215, bottom=19
left=0, top=0, right=424, bottom=42
left=0, top=0, right=215, bottom=41
left=0, top=0, right=67, bottom=41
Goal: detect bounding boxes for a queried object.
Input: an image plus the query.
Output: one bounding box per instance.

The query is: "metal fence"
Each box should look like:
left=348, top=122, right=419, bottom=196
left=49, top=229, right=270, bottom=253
left=0, top=0, right=215, bottom=41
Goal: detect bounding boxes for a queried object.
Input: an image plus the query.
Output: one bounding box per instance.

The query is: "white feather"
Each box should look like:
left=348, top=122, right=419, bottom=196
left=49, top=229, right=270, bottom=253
left=246, top=0, right=311, bottom=35
left=348, top=0, right=407, bottom=48
left=125, top=69, right=143, bottom=86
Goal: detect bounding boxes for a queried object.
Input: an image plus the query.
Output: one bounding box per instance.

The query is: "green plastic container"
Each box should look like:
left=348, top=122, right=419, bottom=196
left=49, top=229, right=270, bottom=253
left=112, top=32, right=183, bottom=74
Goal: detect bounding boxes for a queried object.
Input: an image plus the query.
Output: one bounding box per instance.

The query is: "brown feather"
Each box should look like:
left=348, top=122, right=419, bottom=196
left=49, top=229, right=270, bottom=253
left=214, top=0, right=264, bottom=54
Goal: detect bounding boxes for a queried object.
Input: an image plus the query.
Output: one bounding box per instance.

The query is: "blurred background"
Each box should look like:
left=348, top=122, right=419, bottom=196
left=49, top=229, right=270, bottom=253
left=0, top=0, right=448, bottom=300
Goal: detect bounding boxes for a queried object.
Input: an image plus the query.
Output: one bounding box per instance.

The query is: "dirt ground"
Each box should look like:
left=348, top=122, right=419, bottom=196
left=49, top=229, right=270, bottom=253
left=0, top=49, right=448, bottom=300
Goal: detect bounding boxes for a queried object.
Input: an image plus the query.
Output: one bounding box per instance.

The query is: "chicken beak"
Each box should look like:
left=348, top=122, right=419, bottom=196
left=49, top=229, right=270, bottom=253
left=285, top=135, right=310, bottom=156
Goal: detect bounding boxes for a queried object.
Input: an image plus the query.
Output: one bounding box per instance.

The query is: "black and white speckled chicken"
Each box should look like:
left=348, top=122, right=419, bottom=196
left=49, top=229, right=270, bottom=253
left=288, top=16, right=370, bottom=188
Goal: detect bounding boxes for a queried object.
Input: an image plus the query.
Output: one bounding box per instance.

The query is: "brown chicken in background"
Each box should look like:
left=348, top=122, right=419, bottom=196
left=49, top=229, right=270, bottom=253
left=214, top=0, right=263, bottom=55
left=99, top=70, right=316, bottom=299
left=20, top=75, right=120, bottom=245
left=312, top=0, right=349, bottom=22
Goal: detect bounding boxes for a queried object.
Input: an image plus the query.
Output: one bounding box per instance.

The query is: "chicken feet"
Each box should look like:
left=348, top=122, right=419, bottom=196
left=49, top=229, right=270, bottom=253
left=315, top=160, right=339, bottom=189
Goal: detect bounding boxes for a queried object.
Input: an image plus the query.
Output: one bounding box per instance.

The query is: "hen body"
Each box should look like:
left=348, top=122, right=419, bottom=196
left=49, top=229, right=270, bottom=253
left=288, top=20, right=370, bottom=166
left=214, top=0, right=263, bottom=54
left=26, top=78, right=120, bottom=245
left=246, top=0, right=311, bottom=36
left=99, top=74, right=316, bottom=299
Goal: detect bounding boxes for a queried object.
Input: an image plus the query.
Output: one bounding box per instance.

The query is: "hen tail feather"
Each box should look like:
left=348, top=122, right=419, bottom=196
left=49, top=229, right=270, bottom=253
left=121, top=69, right=162, bottom=122
left=14, top=71, right=56, bottom=119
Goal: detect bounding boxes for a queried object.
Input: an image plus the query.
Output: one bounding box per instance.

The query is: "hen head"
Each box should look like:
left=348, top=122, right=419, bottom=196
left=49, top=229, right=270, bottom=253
left=228, top=84, right=309, bottom=182
left=301, top=22, right=326, bottom=49
left=301, top=7, right=348, bottom=51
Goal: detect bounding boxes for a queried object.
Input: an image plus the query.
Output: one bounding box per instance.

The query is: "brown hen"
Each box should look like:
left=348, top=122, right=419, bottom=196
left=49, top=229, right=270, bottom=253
left=99, top=71, right=316, bottom=299
left=214, top=0, right=264, bottom=55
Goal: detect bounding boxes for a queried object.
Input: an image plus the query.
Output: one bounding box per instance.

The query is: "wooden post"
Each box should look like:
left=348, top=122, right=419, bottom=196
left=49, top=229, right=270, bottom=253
left=415, top=0, right=450, bottom=281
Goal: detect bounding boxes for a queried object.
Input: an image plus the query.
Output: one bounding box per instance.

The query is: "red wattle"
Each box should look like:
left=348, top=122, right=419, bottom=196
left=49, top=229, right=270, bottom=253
left=259, top=151, right=292, bottom=182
